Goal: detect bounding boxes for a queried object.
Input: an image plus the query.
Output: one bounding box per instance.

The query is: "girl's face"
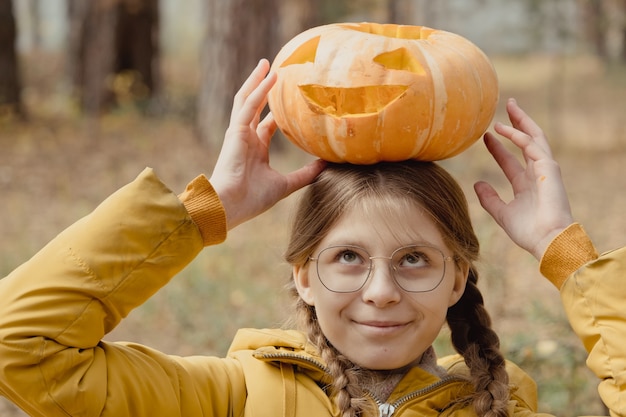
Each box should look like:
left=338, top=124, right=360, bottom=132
left=293, top=201, right=468, bottom=370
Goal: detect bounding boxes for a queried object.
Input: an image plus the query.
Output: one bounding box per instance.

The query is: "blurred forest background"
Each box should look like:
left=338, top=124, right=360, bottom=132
left=1, top=0, right=626, bottom=415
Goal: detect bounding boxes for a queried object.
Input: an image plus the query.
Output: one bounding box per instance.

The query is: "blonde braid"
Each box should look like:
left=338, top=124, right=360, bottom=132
left=299, top=300, right=372, bottom=417
left=447, top=269, right=510, bottom=417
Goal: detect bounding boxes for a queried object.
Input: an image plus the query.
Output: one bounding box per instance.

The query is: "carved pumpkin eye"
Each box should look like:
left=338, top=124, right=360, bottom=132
left=373, top=48, right=426, bottom=75
left=279, top=36, right=320, bottom=67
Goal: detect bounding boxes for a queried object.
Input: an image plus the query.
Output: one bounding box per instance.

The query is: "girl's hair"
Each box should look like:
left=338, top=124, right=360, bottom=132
left=284, top=161, right=509, bottom=417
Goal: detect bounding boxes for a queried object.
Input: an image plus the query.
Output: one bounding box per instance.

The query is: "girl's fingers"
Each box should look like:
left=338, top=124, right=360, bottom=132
left=506, top=99, right=543, bottom=137
left=473, top=180, right=506, bottom=226
left=230, top=59, right=272, bottom=123
left=501, top=99, right=553, bottom=158
left=483, top=132, right=524, bottom=184
left=494, top=121, right=551, bottom=165
left=234, top=70, right=276, bottom=128
left=235, top=59, right=270, bottom=103
left=257, top=112, right=278, bottom=149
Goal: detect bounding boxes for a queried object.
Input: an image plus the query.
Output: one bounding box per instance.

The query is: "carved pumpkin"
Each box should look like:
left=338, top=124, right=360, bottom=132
left=268, top=22, right=499, bottom=164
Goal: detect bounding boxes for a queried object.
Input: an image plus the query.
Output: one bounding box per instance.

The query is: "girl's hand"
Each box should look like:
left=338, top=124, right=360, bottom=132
left=474, top=98, right=574, bottom=260
left=210, top=59, right=325, bottom=230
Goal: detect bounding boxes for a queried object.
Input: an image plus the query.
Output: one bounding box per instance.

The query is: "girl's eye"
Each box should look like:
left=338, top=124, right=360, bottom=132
left=338, top=250, right=362, bottom=264
left=399, top=252, right=428, bottom=267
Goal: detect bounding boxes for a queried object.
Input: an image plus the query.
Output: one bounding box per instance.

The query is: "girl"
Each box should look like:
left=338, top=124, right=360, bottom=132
left=0, top=59, right=622, bottom=417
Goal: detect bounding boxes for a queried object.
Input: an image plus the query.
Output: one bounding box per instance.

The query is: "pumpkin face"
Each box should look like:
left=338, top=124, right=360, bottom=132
left=268, top=23, right=499, bottom=164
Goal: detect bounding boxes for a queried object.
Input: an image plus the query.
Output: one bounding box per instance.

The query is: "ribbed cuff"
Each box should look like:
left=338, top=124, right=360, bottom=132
left=178, top=174, right=227, bottom=246
left=539, top=223, right=599, bottom=289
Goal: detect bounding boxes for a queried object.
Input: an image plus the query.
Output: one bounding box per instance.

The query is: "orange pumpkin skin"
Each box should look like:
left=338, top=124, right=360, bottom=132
left=268, top=23, right=499, bottom=164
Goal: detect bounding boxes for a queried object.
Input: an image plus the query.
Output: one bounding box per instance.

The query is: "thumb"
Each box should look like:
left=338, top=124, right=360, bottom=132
left=282, top=159, right=326, bottom=198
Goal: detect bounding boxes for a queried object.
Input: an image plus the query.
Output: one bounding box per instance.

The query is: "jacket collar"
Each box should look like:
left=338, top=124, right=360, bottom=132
left=227, top=329, right=472, bottom=410
left=228, top=328, right=330, bottom=382
left=227, top=328, right=539, bottom=415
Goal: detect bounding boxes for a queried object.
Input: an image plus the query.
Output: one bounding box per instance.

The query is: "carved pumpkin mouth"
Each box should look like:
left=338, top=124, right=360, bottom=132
left=299, top=84, right=408, bottom=117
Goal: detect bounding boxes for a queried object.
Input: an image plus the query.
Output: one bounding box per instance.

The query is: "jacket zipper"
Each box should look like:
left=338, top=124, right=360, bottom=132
left=255, top=351, right=330, bottom=374
left=257, top=351, right=466, bottom=417
left=378, top=402, right=396, bottom=417
left=371, top=375, right=466, bottom=417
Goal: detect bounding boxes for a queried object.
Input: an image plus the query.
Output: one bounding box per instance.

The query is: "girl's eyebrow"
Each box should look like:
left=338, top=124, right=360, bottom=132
left=320, top=238, right=445, bottom=251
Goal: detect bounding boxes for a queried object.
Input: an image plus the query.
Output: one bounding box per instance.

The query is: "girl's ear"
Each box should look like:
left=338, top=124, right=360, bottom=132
left=448, top=260, right=470, bottom=307
left=293, top=264, right=315, bottom=306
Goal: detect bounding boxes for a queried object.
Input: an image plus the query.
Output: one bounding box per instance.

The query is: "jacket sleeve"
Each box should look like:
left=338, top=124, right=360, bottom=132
left=540, top=223, right=626, bottom=417
left=0, top=168, right=244, bottom=417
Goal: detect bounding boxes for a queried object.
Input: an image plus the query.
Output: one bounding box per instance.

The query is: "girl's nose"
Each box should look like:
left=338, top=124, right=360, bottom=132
left=361, top=259, right=402, bottom=306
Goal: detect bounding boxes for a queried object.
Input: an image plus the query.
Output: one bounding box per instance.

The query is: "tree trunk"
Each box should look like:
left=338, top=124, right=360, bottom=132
left=0, top=0, right=24, bottom=118
left=114, top=0, right=161, bottom=107
left=279, top=0, right=320, bottom=41
left=68, top=0, right=117, bottom=114
left=28, top=0, right=42, bottom=50
left=621, top=0, right=626, bottom=63
left=580, top=0, right=608, bottom=58
left=388, top=0, right=415, bottom=25
left=68, top=0, right=160, bottom=115
left=197, top=0, right=280, bottom=147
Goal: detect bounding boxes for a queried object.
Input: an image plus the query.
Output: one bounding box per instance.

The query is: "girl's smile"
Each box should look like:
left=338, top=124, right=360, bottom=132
left=352, top=319, right=412, bottom=338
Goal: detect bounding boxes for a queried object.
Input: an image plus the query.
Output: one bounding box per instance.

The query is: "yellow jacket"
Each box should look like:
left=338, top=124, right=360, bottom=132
left=0, top=169, right=621, bottom=417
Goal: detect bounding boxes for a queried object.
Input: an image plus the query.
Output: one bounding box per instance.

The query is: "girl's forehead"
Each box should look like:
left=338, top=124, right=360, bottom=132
left=321, top=198, right=447, bottom=249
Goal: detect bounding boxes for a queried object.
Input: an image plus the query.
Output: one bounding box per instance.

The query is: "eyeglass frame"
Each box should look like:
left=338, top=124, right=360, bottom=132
left=308, top=244, right=455, bottom=294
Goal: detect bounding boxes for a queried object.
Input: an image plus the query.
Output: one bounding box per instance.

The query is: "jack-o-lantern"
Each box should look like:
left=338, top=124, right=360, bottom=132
left=268, top=22, right=499, bottom=164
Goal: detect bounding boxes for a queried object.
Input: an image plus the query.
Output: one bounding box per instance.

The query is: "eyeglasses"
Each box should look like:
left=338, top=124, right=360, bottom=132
left=309, top=244, right=453, bottom=293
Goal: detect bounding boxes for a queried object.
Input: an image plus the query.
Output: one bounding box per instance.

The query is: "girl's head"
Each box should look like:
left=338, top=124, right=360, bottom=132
left=285, top=161, right=509, bottom=416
